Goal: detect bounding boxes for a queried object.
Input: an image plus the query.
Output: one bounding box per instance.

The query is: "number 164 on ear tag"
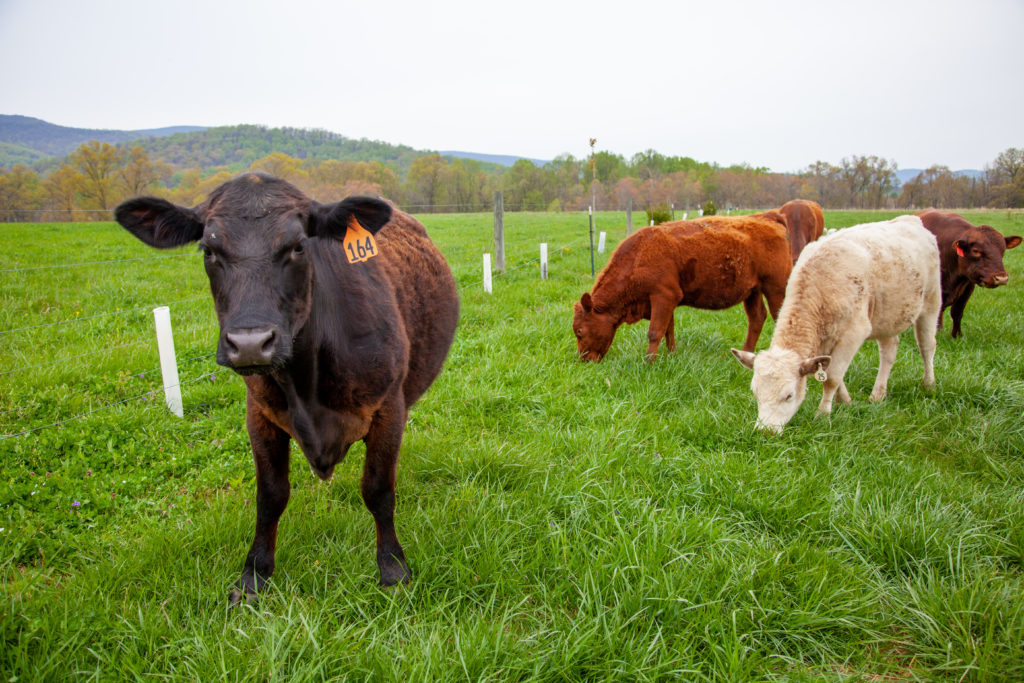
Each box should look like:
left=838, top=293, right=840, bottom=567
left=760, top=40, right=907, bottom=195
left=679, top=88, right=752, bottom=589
left=344, top=218, right=379, bottom=264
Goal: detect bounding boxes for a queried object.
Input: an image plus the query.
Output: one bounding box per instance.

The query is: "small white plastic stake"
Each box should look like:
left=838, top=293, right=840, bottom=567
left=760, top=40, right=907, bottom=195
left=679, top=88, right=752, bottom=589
left=152, top=306, right=183, bottom=417
left=483, top=253, right=492, bottom=293
left=598, top=231, right=606, bottom=253
left=540, top=243, right=548, bottom=280
left=682, top=212, right=688, bottom=220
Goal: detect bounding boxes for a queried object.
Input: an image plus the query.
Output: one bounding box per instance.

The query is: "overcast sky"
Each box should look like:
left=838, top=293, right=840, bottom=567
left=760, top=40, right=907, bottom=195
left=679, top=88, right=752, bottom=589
left=1, top=0, right=1020, bottom=173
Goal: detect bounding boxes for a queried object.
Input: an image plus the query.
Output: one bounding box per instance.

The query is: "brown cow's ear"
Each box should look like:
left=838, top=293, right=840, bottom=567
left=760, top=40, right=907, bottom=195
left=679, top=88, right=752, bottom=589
left=309, top=196, right=393, bottom=239
left=115, top=197, right=204, bottom=249
left=1006, top=236, right=1022, bottom=250
left=581, top=292, right=594, bottom=312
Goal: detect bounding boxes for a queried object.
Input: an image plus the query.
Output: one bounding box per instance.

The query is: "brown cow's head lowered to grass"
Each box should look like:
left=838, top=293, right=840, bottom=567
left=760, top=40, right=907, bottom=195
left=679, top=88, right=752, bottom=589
left=572, top=292, right=618, bottom=362
left=116, top=173, right=392, bottom=375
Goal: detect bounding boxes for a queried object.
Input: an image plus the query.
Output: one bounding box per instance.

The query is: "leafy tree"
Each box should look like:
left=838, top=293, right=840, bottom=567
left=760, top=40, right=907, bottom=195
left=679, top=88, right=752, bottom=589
left=985, top=147, right=1024, bottom=207
left=43, top=164, right=80, bottom=220
left=250, top=152, right=309, bottom=186
left=404, top=154, right=447, bottom=211
left=68, top=140, right=123, bottom=210
left=0, top=164, right=45, bottom=220
left=119, top=146, right=172, bottom=197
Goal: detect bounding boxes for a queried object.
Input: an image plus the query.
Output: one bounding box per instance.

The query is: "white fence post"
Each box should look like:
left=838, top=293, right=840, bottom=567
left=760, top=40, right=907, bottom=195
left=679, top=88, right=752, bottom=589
left=152, top=306, right=183, bottom=418
left=540, top=243, right=548, bottom=280
left=483, top=253, right=493, bottom=293
left=598, top=231, right=606, bottom=254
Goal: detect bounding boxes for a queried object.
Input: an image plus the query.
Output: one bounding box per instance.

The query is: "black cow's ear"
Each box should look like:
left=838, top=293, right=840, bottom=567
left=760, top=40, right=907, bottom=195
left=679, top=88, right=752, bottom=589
left=308, top=196, right=393, bottom=239
left=115, top=197, right=204, bottom=249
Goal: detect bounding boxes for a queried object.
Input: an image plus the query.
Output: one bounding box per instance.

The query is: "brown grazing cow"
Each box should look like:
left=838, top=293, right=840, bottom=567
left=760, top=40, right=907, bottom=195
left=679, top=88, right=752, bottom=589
left=573, top=212, right=792, bottom=361
left=777, top=199, right=825, bottom=263
left=115, top=173, right=459, bottom=604
left=916, top=209, right=1021, bottom=337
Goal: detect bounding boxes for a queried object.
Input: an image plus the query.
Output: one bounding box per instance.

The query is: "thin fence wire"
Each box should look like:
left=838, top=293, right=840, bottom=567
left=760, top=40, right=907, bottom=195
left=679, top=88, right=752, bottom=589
left=0, top=252, right=200, bottom=274
left=0, top=351, right=217, bottom=418
left=0, top=295, right=208, bottom=336
left=0, top=370, right=221, bottom=441
left=1, top=219, right=603, bottom=440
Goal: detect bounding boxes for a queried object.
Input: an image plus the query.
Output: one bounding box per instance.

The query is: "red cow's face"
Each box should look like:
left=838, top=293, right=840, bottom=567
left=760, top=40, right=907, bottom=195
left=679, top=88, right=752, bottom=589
left=955, top=226, right=1022, bottom=288
left=572, top=293, right=618, bottom=362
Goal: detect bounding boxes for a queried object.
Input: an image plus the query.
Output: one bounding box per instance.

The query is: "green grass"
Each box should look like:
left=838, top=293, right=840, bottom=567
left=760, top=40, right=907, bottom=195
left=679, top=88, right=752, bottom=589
left=2, top=209, right=1023, bottom=681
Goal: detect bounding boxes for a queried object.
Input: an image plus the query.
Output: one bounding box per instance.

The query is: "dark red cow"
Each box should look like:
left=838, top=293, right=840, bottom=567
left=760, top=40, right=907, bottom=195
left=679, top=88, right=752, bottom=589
left=916, top=209, right=1021, bottom=337
left=116, top=173, right=459, bottom=604
left=572, top=212, right=792, bottom=361
left=777, top=199, right=825, bottom=263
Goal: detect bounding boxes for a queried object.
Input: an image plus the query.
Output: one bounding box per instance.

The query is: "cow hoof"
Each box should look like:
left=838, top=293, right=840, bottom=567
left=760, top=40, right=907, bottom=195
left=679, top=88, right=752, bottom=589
left=868, top=391, right=886, bottom=402
left=228, top=587, right=259, bottom=607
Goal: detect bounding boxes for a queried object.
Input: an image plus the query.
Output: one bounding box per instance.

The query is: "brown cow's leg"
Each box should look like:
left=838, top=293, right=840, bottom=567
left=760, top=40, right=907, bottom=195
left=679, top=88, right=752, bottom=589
left=741, top=290, right=768, bottom=352
left=665, top=311, right=676, bottom=352
left=645, top=298, right=676, bottom=361
left=230, top=401, right=291, bottom=606
left=949, top=284, right=974, bottom=338
left=763, top=281, right=786, bottom=321
left=362, top=396, right=411, bottom=586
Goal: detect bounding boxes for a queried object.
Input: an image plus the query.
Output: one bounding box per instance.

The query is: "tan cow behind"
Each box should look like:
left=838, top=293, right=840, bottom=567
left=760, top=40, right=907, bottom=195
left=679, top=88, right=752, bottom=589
left=731, top=215, right=941, bottom=433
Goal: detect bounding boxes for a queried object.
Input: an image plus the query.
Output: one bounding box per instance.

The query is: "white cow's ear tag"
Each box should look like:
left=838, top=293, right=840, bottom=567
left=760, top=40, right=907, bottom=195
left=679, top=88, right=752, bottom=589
left=814, top=363, right=828, bottom=383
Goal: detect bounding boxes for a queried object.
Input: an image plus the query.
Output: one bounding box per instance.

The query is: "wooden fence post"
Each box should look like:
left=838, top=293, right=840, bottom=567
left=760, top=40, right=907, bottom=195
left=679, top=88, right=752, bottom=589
left=626, top=198, right=632, bottom=235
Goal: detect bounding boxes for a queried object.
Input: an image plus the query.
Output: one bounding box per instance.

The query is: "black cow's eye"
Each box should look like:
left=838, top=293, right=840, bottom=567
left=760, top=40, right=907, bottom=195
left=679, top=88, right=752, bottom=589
left=293, top=242, right=305, bottom=256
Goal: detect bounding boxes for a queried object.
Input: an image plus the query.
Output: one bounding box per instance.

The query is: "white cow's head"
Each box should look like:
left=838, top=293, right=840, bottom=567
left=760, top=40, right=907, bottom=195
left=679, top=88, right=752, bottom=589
left=731, top=348, right=830, bottom=433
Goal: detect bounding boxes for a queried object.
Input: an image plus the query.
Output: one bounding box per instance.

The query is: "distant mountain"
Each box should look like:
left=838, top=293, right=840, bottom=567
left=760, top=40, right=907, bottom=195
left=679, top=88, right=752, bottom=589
left=0, top=115, right=205, bottom=159
left=0, top=115, right=510, bottom=176
left=896, top=168, right=984, bottom=186
left=440, top=150, right=551, bottom=168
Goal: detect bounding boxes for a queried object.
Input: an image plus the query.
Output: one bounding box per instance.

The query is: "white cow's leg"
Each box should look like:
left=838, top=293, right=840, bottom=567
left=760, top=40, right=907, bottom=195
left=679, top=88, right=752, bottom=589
left=816, top=333, right=865, bottom=415
left=869, top=336, right=899, bottom=402
left=913, top=313, right=937, bottom=389
left=835, top=381, right=852, bottom=403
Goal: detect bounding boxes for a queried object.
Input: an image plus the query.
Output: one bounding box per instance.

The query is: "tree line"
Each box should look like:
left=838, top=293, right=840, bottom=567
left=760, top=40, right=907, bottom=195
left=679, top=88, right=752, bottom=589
left=1, top=140, right=1022, bottom=222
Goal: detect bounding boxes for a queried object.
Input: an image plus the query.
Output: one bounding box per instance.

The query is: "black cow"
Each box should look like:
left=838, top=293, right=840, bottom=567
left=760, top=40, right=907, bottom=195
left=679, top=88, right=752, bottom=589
left=116, top=173, right=459, bottom=604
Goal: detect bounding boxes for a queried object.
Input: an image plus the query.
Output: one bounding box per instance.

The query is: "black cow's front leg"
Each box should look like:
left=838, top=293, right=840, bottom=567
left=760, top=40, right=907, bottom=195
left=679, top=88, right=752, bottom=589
left=230, top=399, right=291, bottom=606
left=362, top=395, right=411, bottom=586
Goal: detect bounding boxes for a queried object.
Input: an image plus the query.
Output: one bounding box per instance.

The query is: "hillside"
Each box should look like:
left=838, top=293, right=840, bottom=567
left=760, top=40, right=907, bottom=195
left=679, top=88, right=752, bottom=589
left=0, top=115, right=205, bottom=160
left=0, top=116, right=510, bottom=177
left=440, top=150, right=550, bottom=167
left=132, top=124, right=431, bottom=174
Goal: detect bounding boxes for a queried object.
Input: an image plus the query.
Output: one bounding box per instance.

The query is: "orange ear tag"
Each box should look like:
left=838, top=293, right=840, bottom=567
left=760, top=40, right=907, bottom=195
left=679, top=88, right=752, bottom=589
left=343, top=218, right=379, bottom=264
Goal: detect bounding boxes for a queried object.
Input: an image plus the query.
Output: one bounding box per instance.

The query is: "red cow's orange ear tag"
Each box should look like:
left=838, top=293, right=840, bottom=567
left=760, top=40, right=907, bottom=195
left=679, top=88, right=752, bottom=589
left=343, top=218, right=379, bottom=264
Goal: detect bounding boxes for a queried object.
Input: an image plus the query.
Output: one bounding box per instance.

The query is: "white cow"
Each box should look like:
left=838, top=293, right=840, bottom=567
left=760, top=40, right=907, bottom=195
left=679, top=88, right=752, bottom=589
left=731, top=215, right=941, bottom=433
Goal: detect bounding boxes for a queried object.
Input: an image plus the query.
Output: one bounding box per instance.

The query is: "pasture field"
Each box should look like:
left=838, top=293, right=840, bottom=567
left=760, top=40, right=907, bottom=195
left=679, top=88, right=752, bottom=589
left=1, top=208, right=1023, bottom=681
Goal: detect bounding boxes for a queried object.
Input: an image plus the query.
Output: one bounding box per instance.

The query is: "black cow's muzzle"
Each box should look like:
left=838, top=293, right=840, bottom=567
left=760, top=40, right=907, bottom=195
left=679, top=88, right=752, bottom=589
left=220, top=326, right=279, bottom=373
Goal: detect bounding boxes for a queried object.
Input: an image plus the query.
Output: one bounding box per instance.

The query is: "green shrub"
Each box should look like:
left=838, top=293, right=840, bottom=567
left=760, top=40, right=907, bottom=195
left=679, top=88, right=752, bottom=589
left=645, top=202, right=672, bottom=225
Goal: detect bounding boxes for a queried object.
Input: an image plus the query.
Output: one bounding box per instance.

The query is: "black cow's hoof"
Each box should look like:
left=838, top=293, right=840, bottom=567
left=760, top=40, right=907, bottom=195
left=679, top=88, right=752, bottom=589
left=379, top=561, right=412, bottom=587
left=228, top=587, right=259, bottom=607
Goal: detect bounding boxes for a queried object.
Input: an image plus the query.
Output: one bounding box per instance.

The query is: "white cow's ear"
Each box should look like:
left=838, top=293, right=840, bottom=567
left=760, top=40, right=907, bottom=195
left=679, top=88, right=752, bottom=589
left=730, top=348, right=756, bottom=370
left=799, top=355, right=831, bottom=376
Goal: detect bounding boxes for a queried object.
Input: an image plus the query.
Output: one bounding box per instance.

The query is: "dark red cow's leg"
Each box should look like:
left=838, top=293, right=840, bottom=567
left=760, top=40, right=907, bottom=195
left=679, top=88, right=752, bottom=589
left=362, top=395, right=411, bottom=586
left=741, top=290, right=768, bottom=352
left=230, top=398, right=291, bottom=605
left=949, top=283, right=974, bottom=338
